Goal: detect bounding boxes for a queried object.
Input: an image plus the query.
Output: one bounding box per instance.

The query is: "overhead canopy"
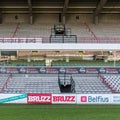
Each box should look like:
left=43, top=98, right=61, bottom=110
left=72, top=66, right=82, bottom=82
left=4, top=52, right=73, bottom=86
left=0, top=0, right=120, bottom=14
left=0, top=0, right=120, bottom=24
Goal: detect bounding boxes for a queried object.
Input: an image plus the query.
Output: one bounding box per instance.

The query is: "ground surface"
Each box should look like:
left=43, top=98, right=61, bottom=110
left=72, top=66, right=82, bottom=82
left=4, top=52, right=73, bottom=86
left=0, top=104, right=120, bottom=120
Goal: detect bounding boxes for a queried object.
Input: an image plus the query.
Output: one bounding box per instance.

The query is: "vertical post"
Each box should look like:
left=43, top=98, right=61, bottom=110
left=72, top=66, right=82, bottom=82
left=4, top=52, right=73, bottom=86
left=0, top=9, right=2, bottom=24
left=113, top=51, right=116, bottom=67
left=62, top=14, right=66, bottom=24
left=16, top=50, right=19, bottom=60
left=62, top=0, right=69, bottom=24
left=59, top=13, right=62, bottom=23
left=29, top=14, right=33, bottom=25
left=28, top=0, right=33, bottom=24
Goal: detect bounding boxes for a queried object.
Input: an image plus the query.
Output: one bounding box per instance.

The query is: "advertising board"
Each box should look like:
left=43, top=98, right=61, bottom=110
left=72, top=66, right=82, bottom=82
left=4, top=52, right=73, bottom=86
left=0, top=94, right=27, bottom=104
left=52, top=94, right=76, bottom=104
left=1, top=94, right=120, bottom=104
left=112, top=94, right=120, bottom=104
left=77, top=94, right=112, bottom=104
left=0, top=67, right=120, bottom=74
left=27, top=94, right=52, bottom=104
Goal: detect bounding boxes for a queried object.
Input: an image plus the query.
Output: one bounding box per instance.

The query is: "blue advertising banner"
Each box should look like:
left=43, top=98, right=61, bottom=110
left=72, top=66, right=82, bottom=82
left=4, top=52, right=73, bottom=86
left=0, top=67, right=119, bottom=74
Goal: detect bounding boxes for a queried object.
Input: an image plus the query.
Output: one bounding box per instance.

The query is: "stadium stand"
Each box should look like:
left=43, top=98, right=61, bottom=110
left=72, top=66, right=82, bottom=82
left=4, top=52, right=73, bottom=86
left=0, top=23, right=18, bottom=37
left=101, top=74, right=120, bottom=93
left=51, top=60, right=119, bottom=67
left=0, top=13, right=120, bottom=43
left=3, top=74, right=60, bottom=94
left=0, top=0, right=120, bottom=95
left=73, top=74, right=111, bottom=94
left=2, top=60, right=45, bottom=66
left=0, top=73, right=114, bottom=94
left=0, top=17, right=120, bottom=43
left=89, top=23, right=120, bottom=37
left=0, top=74, right=10, bottom=93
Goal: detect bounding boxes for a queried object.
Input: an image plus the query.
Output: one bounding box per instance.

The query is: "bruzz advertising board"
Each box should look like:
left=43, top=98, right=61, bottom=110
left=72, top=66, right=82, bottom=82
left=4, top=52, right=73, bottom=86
left=52, top=94, right=76, bottom=104
left=27, top=94, right=76, bottom=104
left=27, top=94, right=52, bottom=104
left=27, top=94, right=120, bottom=104
left=0, top=67, right=120, bottom=74
left=1, top=94, right=120, bottom=104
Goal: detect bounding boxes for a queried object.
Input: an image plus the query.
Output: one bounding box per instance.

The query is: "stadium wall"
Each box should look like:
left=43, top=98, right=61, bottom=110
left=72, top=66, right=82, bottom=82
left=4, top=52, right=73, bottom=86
left=3, top=14, right=29, bottom=23
left=0, top=94, right=120, bottom=104
left=2, top=13, right=120, bottom=24
left=0, top=43, right=120, bottom=50
left=99, top=14, right=120, bottom=24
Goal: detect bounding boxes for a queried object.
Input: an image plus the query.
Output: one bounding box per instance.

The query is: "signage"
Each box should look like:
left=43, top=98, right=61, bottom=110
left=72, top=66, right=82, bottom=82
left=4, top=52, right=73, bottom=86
left=52, top=94, right=76, bottom=104
left=27, top=94, right=52, bottom=104
left=77, top=94, right=111, bottom=104
left=0, top=67, right=120, bottom=74
left=0, top=94, right=27, bottom=104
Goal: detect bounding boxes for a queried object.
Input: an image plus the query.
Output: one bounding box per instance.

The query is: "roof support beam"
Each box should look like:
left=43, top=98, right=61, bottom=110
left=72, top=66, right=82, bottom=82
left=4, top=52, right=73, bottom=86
left=28, top=0, right=33, bottom=24
left=94, top=0, right=108, bottom=16
left=93, top=0, right=108, bottom=24
left=62, top=0, right=69, bottom=24
left=63, top=0, right=69, bottom=14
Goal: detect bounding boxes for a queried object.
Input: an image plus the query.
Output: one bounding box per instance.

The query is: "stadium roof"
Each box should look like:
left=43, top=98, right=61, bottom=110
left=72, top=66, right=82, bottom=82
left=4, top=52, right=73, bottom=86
left=0, top=0, right=120, bottom=24
left=0, top=0, right=120, bottom=14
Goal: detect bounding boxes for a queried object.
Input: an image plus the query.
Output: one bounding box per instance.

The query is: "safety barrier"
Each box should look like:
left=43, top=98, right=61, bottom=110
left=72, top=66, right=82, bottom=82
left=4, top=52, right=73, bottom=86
left=0, top=37, right=120, bottom=43
left=0, top=67, right=119, bottom=74
left=0, top=93, right=120, bottom=104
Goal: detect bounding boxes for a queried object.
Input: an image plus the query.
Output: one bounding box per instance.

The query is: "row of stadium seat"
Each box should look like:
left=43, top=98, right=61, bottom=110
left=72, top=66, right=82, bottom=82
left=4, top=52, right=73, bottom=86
left=0, top=60, right=45, bottom=66
left=51, top=60, right=120, bottom=67
left=3, top=75, right=61, bottom=94
left=103, top=75, right=120, bottom=93
left=73, top=74, right=111, bottom=94
left=0, top=22, right=120, bottom=43
left=1, top=74, right=119, bottom=94
left=1, top=60, right=120, bottom=67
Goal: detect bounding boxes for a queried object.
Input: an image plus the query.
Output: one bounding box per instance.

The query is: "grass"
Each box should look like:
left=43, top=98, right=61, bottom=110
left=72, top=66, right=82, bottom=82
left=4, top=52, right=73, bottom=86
left=0, top=104, right=120, bottom=120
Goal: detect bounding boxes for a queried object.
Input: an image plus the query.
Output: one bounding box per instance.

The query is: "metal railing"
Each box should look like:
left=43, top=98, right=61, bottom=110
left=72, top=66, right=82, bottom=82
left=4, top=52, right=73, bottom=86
left=0, top=37, right=120, bottom=43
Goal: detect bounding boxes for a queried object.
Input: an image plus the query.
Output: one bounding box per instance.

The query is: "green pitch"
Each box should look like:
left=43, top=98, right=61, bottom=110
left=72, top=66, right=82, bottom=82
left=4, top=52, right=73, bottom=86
left=0, top=104, right=120, bottom=120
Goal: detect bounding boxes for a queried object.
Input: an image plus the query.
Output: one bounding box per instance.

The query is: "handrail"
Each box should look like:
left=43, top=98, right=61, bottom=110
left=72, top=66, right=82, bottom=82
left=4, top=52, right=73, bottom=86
left=0, top=74, right=12, bottom=93
left=70, top=76, right=75, bottom=93
left=12, top=23, right=20, bottom=38
left=98, top=74, right=115, bottom=93
left=84, top=22, right=99, bottom=43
